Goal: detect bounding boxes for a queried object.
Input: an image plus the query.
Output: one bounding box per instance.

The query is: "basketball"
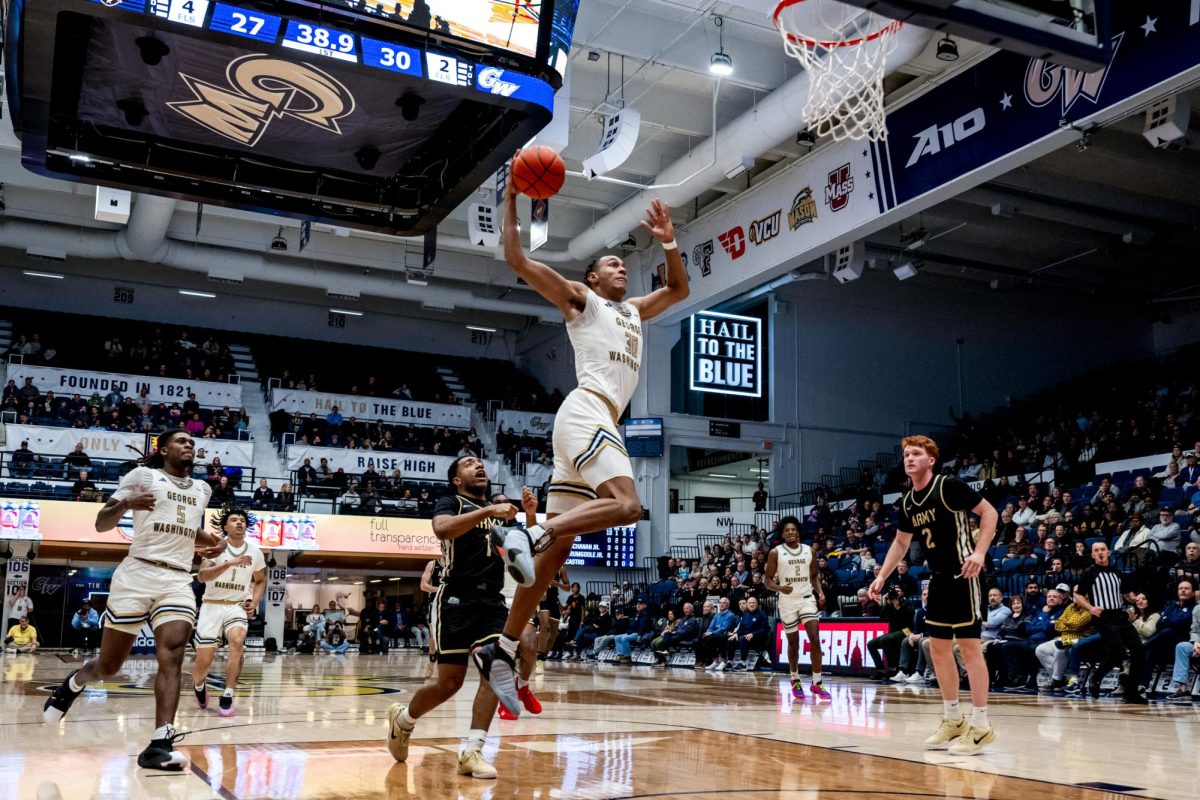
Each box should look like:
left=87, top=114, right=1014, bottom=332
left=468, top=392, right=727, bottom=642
left=511, top=145, right=566, bottom=200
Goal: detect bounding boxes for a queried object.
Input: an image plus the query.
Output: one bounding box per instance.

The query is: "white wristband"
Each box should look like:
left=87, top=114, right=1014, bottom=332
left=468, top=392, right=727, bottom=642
left=662, top=240, right=678, bottom=251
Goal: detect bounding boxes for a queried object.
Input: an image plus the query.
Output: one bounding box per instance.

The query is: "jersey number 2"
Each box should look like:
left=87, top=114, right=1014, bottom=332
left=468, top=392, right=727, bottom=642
left=922, top=527, right=935, bottom=550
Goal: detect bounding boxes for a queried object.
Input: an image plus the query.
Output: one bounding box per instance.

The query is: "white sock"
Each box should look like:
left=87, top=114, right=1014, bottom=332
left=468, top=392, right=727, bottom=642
left=498, top=634, right=519, bottom=660
left=152, top=725, right=174, bottom=741
left=811, top=673, right=822, bottom=684
left=461, top=728, right=487, bottom=755
left=194, top=683, right=206, bottom=692
left=970, top=706, right=989, bottom=730
left=223, top=688, right=234, bottom=698
left=790, top=671, right=801, bottom=681
left=525, top=524, right=548, bottom=547
left=69, top=674, right=86, bottom=693
left=516, top=676, right=528, bottom=690
left=943, top=699, right=963, bottom=721
left=398, top=709, right=416, bottom=731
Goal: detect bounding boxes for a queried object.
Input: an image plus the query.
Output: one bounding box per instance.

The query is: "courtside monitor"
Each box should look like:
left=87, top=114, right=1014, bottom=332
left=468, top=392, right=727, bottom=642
left=834, top=0, right=1112, bottom=70
left=3, top=0, right=578, bottom=235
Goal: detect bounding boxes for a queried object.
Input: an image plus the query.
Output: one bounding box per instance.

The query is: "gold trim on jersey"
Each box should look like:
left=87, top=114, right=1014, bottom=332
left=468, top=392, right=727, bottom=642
left=573, top=425, right=628, bottom=471
left=904, top=474, right=940, bottom=511
left=548, top=481, right=598, bottom=500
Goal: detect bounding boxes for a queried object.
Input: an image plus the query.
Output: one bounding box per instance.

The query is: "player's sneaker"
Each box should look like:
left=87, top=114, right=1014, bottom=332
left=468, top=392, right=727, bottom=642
left=43, top=670, right=83, bottom=724
left=790, top=678, right=805, bottom=699
left=387, top=704, right=412, bottom=762
left=890, top=672, right=908, bottom=682
left=534, top=660, right=545, bottom=675
left=457, top=748, right=497, bottom=779
left=924, top=716, right=969, bottom=749
left=904, top=672, right=925, bottom=684
left=218, top=694, right=235, bottom=717
left=498, top=704, right=518, bottom=720
left=472, top=641, right=521, bottom=717
left=810, top=682, right=832, bottom=701
left=947, top=724, right=995, bottom=756
left=194, top=684, right=208, bottom=709
left=492, top=527, right=537, bottom=587
left=137, top=727, right=189, bottom=771
left=518, top=684, right=542, bottom=715
left=1063, top=677, right=1081, bottom=694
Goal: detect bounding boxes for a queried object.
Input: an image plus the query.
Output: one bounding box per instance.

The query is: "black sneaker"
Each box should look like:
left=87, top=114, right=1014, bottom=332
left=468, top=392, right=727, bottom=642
left=137, top=728, right=189, bottom=771
left=194, top=684, right=208, bottom=709
left=218, top=694, right=235, bottom=717
left=43, top=670, right=84, bottom=724
left=472, top=641, right=521, bottom=718
left=1087, top=680, right=1102, bottom=698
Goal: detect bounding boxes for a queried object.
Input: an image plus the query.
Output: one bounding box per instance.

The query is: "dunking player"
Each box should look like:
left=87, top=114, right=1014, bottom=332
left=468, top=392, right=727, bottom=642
left=765, top=516, right=830, bottom=700
left=870, top=436, right=998, bottom=755
left=489, top=489, right=543, bottom=721
left=192, top=507, right=266, bottom=717
left=43, top=431, right=223, bottom=770
left=387, top=456, right=517, bottom=780
left=476, top=153, right=688, bottom=716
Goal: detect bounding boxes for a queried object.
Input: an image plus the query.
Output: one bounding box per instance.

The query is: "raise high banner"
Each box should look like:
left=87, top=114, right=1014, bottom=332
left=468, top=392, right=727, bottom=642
left=286, top=445, right=499, bottom=481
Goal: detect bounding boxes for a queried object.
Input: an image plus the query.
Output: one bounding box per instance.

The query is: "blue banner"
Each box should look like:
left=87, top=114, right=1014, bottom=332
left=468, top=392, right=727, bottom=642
left=876, top=0, right=1200, bottom=208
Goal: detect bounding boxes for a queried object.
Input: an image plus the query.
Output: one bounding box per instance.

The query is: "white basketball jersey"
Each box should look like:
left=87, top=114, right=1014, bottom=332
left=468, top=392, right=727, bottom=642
left=774, top=543, right=813, bottom=597
left=567, top=289, right=643, bottom=415
left=203, top=540, right=266, bottom=602
left=112, top=467, right=212, bottom=571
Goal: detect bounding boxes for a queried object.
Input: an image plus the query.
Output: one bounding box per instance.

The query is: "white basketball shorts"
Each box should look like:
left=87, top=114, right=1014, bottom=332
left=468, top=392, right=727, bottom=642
left=102, top=558, right=197, bottom=635
left=547, top=389, right=633, bottom=514
left=194, top=601, right=249, bottom=648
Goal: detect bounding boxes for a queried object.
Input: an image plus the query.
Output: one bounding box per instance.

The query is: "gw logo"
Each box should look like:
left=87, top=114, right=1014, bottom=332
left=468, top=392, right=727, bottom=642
left=1024, top=32, right=1123, bottom=116
left=169, top=54, right=356, bottom=147
left=905, top=107, right=985, bottom=168
left=478, top=67, right=520, bottom=97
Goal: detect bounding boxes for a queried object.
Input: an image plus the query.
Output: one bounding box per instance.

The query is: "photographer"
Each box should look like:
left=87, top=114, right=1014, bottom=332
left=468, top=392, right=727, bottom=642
left=867, top=585, right=914, bottom=679
left=70, top=601, right=100, bottom=654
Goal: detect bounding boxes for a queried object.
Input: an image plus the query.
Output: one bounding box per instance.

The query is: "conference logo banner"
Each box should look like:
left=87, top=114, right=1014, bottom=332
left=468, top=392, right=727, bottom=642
left=286, top=445, right=499, bottom=480
left=495, top=410, right=556, bottom=436
left=689, top=311, right=762, bottom=398
left=271, top=389, right=472, bottom=429
left=9, top=364, right=243, bottom=408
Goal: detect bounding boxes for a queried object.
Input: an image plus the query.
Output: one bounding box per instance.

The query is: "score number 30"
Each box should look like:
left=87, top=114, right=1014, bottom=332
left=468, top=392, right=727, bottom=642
left=292, top=22, right=355, bottom=53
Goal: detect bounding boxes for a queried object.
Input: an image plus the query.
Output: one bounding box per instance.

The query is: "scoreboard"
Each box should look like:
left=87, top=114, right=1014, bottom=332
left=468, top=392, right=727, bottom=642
left=567, top=526, right=637, bottom=569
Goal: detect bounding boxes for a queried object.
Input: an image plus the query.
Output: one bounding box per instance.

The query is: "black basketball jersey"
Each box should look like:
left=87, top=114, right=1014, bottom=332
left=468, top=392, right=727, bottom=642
left=897, top=474, right=984, bottom=575
left=433, top=493, right=505, bottom=594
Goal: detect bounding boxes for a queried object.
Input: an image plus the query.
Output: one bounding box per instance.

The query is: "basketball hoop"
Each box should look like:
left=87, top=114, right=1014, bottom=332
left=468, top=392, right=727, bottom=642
left=773, top=0, right=903, bottom=142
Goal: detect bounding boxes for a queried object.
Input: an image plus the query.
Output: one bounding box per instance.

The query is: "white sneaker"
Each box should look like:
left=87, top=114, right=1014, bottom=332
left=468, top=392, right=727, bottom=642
left=924, top=716, right=969, bottom=749
left=890, top=672, right=908, bottom=682
left=947, top=725, right=995, bottom=755
left=704, top=662, right=718, bottom=672
left=496, top=527, right=537, bottom=587
left=905, top=672, right=924, bottom=683
left=534, top=661, right=544, bottom=675
left=714, top=662, right=726, bottom=672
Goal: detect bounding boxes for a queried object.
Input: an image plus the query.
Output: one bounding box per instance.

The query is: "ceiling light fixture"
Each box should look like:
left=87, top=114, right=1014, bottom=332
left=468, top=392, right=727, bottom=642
left=329, top=308, right=363, bottom=317
left=706, top=472, right=738, bottom=479
left=893, top=262, right=919, bottom=281
left=23, top=270, right=64, bottom=279
left=724, top=155, right=754, bottom=180
left=466, top=325, right=497, bottom=333
left=936, top=35, right=959, bottom=61
left=178, top=289, right=216, bottom=298
left=709, top=16, right=734, bottom=76
left=271, top=227, right=288, bottom=251
left=369, top=579, right=382, bottom=584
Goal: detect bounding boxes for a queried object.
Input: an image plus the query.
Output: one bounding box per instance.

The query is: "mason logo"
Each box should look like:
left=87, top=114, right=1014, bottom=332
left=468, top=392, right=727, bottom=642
left=169, top=54, right=356, bottom=147
left=788, top=187, right=817, bottom=230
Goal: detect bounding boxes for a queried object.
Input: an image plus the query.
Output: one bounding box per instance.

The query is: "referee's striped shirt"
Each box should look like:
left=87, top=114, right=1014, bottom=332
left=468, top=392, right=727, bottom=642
left=1079, top=565, right=1126, bottom=610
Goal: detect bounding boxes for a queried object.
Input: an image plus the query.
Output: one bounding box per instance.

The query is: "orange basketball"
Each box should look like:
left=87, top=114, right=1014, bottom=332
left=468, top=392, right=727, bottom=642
left=511, top=145, right=565, bottom=200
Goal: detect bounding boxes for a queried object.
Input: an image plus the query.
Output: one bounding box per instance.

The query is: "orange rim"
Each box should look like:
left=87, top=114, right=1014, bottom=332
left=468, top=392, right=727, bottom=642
left=773, top=0, right=904, bottom=48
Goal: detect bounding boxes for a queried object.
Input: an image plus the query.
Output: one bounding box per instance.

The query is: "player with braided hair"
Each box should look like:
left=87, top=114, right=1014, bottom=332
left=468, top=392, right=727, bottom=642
left=192, top=506, right=267, bottom=717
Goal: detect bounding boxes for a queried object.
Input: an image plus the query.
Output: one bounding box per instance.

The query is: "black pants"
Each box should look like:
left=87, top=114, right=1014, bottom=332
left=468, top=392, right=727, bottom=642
left=867, top=631, right=905, bottom=672
left=1093, top=612, right=1144, bottom=687
left=76, top=628, right=97, bottom=650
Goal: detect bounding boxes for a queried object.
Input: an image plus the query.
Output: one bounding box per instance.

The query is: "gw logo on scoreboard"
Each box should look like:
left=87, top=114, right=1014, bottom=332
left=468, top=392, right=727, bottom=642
left=169, top=54, right=356, bottom=147
left=477, top=67, right=520, bottom=97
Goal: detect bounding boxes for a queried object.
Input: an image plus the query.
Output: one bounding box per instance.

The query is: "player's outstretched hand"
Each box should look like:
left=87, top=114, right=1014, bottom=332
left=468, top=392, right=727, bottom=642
left=868, top=577, right=885, bottom=603
left=199, top=538, right=228, bottom=559
left=521, top=486, right=539, bottom=516
left=124, top=487, right=156, bottom=511
left=505, top=150, right=522, bottom=199
left=640, top=199, right=675, bottom=243
left=491, top=503, right=519, bottom=521
left=960, top=552, right=985, bottom=579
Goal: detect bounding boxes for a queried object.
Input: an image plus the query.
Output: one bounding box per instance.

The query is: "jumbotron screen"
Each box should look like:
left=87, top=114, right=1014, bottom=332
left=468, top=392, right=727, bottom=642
left=318, top=1, right=544, bottom=60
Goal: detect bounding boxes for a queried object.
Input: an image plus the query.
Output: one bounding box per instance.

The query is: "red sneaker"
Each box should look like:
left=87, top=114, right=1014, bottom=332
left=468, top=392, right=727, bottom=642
left=519, top=685, right=542, bottom=715
left=498, top=704, right=518, bottom=720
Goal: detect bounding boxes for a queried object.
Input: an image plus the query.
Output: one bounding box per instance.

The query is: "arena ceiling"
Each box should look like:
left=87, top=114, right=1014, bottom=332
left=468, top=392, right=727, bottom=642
left=0, top=0, right=1194, bottom=328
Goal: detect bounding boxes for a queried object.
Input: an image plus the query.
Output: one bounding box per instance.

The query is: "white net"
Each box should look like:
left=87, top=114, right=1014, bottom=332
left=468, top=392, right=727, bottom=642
left=773, top=0, right=903, bottom=142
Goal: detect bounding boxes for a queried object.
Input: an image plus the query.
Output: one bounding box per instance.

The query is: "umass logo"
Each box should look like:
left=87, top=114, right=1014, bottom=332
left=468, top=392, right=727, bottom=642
left=825, top=164, right=854, bottom=212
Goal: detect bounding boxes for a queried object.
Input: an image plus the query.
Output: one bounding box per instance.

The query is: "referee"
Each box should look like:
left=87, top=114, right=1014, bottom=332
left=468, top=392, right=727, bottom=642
left=1073, top=540, right=1147, bottom=704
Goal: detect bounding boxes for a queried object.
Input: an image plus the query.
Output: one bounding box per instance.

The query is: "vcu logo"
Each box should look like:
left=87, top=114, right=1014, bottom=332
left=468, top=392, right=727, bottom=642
left=718, top=226, right=746, bottom=260
left=692, top=240, right=714, bottom=277
left=169, top=54, right=356, bottom=147
left=748, top=210, right=781, bottom=246
left=824, top=164, right=854, bottom=212
left=788, top=187, right=817, bottom=230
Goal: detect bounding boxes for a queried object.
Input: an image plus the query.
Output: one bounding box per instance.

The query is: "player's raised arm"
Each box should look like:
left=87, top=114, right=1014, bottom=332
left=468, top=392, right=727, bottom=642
left=502, top=153, right=588, bottom=319
left=630, top=199, right=688, bottom=322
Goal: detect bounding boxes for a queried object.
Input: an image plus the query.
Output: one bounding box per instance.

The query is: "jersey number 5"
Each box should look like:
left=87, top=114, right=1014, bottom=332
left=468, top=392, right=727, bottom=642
left=176, top=506, right=187, bottom=525
left=922, top=527, right=935, bottom=550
